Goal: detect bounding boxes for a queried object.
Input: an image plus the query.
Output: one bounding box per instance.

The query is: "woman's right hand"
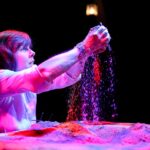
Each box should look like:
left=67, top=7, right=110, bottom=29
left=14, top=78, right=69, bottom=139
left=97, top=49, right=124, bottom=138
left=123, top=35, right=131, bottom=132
left=77, top=24, right=111, bottom=58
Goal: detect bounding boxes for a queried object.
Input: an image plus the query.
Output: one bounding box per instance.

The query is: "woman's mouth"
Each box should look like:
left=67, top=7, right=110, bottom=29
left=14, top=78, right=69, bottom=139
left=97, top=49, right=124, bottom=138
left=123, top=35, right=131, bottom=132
left=29, top=60, right=35, bottom=65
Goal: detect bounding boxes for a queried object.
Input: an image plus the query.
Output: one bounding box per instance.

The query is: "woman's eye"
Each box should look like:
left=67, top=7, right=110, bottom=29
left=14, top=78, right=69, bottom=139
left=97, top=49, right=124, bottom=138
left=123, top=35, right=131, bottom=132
left=22, top=46, right=30, bottom=51
left=24, top=47, right=29, bottom=50
left=20, top=48, right=28, bottom=51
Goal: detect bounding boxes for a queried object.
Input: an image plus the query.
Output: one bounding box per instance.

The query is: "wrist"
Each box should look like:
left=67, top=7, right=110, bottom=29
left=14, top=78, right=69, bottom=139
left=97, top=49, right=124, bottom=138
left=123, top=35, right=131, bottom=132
left=76, top=42, right=91, bottom=60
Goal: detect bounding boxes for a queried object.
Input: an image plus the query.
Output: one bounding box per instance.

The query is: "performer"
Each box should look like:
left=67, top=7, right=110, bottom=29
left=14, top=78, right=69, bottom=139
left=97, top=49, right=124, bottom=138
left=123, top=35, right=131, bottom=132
left=0, top=24, right=110, bottom=132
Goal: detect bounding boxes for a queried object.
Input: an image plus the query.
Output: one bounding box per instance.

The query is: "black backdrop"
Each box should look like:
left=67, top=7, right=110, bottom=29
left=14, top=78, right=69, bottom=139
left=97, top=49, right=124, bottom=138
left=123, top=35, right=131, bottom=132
left=0, top=0, right=149, bottom=123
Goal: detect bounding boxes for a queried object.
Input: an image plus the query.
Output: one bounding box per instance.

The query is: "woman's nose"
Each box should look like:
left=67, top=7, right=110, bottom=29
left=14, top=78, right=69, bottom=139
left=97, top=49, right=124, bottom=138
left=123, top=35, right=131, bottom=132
left=29, top=49, right=35, bottom=57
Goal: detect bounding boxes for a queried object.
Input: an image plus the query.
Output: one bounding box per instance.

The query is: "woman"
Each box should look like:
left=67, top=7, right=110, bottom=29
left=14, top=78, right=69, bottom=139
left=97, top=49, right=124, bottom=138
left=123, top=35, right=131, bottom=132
left=0, top=25, right=110, bottom=132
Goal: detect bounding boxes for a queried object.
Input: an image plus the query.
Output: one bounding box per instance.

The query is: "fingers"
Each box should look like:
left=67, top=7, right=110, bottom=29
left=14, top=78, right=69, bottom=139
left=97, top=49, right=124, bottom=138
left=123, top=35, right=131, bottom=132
left=83, top=24, right=111, bottom=56
left=96, top=25, right=107, bottom=33
left=89, top=25, right=110, bottom=39
left=101, top=35, right=111, bottom=44
left=97, top=27, right=109, bottom=36
left=96, top=26, right=111, bottom=43
left=89, top=25, right=101, bottom=32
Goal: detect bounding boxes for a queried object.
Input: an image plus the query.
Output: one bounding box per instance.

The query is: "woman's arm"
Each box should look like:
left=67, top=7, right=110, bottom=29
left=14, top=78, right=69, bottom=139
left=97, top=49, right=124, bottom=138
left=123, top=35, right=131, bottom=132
left=0, top=25, right=111, bottom=95
left=48, top=58, right=86, bottom=90
left=37, top=25, right=110, bottom=83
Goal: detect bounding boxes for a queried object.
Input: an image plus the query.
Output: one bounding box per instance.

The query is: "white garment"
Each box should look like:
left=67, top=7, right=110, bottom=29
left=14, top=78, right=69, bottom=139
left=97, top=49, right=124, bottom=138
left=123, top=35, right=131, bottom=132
left=0, top=65, right=80, bottom=132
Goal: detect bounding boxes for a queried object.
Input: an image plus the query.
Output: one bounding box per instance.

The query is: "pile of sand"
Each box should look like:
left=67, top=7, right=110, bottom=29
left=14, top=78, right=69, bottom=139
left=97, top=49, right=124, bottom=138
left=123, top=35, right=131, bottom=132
left=0, top=121, right=150, bottom=150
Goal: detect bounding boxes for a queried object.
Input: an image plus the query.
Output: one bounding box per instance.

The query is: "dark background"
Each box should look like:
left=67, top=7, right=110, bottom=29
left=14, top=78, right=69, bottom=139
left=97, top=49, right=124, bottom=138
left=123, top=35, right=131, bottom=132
left=0, top=0, right=149, bottom=123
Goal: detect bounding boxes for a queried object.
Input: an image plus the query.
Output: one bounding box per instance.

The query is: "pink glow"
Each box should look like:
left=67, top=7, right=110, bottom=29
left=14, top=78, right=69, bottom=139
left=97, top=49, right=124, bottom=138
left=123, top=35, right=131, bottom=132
left=0, top=121, right=150, bottom=150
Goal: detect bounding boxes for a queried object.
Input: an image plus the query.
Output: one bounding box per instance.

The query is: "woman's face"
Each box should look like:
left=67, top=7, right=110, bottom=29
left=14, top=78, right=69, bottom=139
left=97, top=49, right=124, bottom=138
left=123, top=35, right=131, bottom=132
left=14, top=46, right=35, bottom=71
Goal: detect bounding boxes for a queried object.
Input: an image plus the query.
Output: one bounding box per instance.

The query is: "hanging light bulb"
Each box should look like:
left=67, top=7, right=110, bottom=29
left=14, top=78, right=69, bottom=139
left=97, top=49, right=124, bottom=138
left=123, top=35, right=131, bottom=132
left=86, top=4, right=98, bottom=16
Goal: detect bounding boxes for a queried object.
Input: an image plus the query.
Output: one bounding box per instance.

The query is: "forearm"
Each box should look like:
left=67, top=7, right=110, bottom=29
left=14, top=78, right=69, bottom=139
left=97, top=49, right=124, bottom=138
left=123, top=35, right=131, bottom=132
left=38, top=47, right=82, bottom=82
left=66, top=56, right=87, bottom=79
left=46, top=59, right=86, bottom=90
